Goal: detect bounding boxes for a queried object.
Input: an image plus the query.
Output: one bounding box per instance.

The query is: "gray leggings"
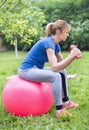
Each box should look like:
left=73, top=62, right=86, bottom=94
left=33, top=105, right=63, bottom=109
left=18, top=67, right=69, bottom=106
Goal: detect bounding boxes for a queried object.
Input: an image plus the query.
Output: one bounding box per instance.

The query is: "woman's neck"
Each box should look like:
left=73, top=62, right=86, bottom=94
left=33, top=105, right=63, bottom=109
left=52, top=35, right=61, bottom=44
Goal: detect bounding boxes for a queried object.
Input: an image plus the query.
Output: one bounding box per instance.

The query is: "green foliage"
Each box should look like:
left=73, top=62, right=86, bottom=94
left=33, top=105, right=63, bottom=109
left=0, top=0, right=46, bottom=50
left=0, top=0, right=89, bottom=50
left=36, top=0, right=89, bottom=50
left=70, top=20, right=89, bottom=50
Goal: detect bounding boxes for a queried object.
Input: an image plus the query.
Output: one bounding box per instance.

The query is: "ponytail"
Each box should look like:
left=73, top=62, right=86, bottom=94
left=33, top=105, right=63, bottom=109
left=45, top=22, right=54, bottom=37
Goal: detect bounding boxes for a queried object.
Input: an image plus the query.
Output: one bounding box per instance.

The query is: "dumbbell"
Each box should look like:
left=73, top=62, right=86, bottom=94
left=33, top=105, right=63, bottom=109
left=70, top=45, right=82, bottom=59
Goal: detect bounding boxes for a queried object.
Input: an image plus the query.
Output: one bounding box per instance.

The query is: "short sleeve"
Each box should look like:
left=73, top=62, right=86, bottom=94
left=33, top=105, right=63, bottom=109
left=55, top=44, right=61, bottom=53
left=44, top=42, right=55, bottom=50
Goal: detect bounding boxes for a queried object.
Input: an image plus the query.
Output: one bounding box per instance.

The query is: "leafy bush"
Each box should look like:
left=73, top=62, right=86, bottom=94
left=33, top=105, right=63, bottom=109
left=0, top=0, right=89, bottom=50
left=36, top=0, right=89, bottom=50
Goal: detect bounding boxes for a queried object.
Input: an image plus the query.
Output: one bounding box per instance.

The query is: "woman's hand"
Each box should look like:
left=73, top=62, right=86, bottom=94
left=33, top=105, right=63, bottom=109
left=70, top=48, right=82, bottom=59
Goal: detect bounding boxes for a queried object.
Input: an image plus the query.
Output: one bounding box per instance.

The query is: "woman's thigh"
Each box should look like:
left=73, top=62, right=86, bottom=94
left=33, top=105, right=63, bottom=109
left=18, top=67, right=59, bottom=82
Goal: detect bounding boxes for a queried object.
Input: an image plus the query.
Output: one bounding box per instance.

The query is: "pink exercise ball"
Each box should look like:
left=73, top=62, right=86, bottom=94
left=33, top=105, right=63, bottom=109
left=2, top=75, right=54, bottom=117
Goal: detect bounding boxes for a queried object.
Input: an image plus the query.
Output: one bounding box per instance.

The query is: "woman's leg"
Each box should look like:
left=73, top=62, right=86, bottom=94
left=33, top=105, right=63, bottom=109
left=18, top=67, right=63, bottom=108
left=59, top=69, right=69, bottom=102
left=43, top=68, right=69, bottom=103
left=67, top=74, right=77, bottom=79
left=59, top=69, right=79, bottom=109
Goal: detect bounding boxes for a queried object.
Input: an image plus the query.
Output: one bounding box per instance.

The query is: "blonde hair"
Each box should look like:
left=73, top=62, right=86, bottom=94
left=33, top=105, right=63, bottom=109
left=45, top=20, right=71, bottom=37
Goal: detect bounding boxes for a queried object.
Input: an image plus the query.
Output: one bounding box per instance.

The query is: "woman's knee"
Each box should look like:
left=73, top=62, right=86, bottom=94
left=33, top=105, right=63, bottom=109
left=60, top=69, right=67, bottom=76
left=51, top=73, right=62, bottom=82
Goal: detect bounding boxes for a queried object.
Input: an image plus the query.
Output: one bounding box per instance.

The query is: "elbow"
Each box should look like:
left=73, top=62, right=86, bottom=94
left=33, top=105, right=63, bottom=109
left=51, top=66, right=59, bottom=72
left=51, top=64, right=64, bottom=72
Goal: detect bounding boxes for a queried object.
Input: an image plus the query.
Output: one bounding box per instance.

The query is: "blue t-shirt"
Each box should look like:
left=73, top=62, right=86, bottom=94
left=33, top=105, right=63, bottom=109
left=20, top=36, right=61, bottom=69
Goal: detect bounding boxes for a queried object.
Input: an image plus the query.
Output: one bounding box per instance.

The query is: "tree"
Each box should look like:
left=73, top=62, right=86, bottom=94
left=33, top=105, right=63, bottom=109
left=0, top=0, right=46, bottom=58
left=0, top=0, right=7, bottom=7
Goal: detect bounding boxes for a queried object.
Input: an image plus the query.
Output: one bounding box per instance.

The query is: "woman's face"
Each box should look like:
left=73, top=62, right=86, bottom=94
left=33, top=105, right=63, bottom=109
left=59, top=29, right=70, bottom=42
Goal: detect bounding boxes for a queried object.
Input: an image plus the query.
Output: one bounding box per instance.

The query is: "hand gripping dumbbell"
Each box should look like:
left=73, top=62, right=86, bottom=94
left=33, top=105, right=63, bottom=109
left=70, top=45, right=82, bottom=59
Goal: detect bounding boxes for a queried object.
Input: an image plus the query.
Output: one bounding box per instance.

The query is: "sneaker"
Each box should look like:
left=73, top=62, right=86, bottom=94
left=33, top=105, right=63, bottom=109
left=56, top=108, right=68, bottom=118
left=63, top=101, right=79, bottom=109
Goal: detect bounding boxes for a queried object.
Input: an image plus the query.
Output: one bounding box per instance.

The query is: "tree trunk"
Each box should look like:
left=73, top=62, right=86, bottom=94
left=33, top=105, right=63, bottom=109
left=15, top=36, right=18, bottom=59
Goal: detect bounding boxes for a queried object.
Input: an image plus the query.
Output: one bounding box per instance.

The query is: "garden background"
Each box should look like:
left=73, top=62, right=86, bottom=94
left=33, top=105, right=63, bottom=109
left=0, top=0, right=89, bottom=130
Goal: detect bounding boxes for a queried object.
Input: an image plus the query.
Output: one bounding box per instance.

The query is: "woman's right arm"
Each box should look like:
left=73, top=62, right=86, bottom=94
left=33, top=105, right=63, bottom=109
left=46, top=48, right=81, bottom=72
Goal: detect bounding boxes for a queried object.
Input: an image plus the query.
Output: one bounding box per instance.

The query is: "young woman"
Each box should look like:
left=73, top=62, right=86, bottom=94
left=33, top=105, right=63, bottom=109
left=18, top=20, right=81, bottom=117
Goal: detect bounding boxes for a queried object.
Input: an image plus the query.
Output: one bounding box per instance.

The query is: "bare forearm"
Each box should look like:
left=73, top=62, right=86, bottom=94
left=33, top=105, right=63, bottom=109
left=52, top=54, right=75, bottom=72
left=47, top=47, right=81, bottom=72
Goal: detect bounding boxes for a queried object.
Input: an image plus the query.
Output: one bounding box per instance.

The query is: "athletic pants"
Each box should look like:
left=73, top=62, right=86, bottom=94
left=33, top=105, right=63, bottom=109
left=18, top=66, right=69, bottom=107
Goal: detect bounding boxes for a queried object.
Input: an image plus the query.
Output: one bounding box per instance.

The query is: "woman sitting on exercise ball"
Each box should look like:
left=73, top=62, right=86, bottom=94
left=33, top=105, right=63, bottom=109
left=18, top=20, right=81, bottom=118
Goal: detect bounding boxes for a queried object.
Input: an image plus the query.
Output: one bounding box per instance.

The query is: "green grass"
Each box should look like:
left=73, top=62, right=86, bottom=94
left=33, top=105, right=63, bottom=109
left=0, top=51, right=89, bottom=130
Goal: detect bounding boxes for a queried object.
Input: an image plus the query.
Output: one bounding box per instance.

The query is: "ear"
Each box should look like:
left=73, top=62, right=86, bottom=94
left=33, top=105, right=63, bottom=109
left=56, top=29, right=61, bottom=34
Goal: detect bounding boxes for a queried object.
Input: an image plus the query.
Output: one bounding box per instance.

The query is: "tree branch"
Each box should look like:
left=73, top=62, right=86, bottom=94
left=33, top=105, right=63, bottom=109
left=0, top=0, right=7, bottom=8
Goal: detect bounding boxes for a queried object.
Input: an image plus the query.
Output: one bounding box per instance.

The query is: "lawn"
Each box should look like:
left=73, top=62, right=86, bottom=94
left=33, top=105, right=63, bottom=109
left=0, top=51, right=89, bottom=130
